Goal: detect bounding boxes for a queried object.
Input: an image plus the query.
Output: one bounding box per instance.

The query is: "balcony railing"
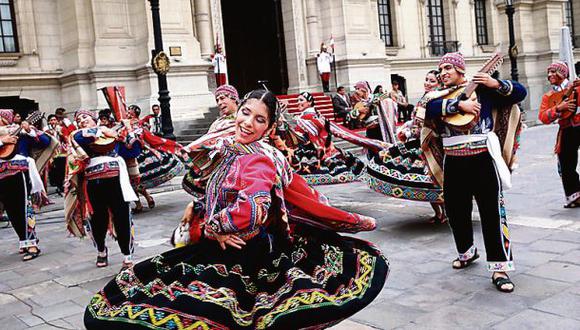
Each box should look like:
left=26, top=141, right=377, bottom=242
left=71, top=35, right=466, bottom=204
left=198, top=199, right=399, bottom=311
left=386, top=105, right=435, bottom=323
left=427, top=41, right=459, bottom=57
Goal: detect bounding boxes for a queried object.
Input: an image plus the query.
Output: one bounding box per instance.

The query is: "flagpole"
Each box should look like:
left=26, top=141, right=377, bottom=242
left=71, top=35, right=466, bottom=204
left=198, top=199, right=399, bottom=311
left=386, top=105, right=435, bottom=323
left=330, top=35, right=338, bottom=90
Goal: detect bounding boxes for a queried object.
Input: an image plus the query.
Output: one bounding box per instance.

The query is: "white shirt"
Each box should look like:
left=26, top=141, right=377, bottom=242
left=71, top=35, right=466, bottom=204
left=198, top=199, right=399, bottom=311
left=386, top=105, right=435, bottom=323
left=317, top=52, right=333, bottom=74
left=212, top=53, right=227, bottom=74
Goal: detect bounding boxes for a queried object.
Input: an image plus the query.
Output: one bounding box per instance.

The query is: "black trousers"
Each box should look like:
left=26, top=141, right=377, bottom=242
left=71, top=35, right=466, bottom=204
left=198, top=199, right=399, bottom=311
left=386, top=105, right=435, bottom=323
left=397, top=104, right=414, bottom=122
left=558, top=126, right=580, bottom=200
left=443, top=152, right=513, bottom=269
left=48, top=157, right=66, bottom=191
left=0, top=172, right=38, bottom=247
left=86, top=177, right=133, bottom=255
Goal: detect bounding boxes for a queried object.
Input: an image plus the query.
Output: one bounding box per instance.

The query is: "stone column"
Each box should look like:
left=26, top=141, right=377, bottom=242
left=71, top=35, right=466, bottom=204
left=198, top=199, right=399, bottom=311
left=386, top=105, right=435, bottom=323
left=194, top=0, right=213, bottom=57
left=305, top=0, right=320, bottom=55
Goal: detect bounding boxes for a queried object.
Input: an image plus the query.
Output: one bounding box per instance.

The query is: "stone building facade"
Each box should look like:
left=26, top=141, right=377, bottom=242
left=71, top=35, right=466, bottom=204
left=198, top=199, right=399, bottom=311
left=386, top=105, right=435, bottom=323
left=0, top=0, right=578, bottom=121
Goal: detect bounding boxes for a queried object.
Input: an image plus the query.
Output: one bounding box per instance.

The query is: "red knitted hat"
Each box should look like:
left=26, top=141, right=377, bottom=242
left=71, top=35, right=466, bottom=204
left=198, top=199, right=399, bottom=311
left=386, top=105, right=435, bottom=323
left=214, top=84, right=239, bottom=102
left=355, top=81, right=371, bottom=92
left=547, top=61, right=569, bottom=79
left=439, top=52, right=466, bottom=74
left=0, top=109, right=14, bottom=124
left=74, top=109, right=97, bottom=122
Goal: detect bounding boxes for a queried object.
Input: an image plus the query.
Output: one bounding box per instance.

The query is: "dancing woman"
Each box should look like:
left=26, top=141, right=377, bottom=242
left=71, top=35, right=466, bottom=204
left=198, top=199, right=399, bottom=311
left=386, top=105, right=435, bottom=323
left=84, top=90, right=388, bottom=329
left=290, top=91, right=365, bottom=185
left=127, top=105, right=185, bottom=212
left=364, top=70, right=446, bottom=223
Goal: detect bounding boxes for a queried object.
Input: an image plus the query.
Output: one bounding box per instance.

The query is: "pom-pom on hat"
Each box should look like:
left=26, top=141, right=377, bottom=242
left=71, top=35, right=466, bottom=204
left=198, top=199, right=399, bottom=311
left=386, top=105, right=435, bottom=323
left=0, top=109, right=14, bottom=125
left=215, top=84, right=240, bottom=103
left=439, top=52, right=466, bottom=74
left=547, top=61, right=569, bottom=79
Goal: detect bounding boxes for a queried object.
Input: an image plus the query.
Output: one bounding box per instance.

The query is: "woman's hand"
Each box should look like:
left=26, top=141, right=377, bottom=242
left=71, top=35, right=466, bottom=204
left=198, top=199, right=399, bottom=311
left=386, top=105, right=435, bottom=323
left=214, top=233, right=246, bottom=250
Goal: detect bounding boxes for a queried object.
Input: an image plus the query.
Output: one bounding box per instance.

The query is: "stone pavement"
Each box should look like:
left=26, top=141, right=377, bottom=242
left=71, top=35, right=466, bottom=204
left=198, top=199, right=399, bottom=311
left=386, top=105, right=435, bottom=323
left=0, top=124, right=579, bottom=329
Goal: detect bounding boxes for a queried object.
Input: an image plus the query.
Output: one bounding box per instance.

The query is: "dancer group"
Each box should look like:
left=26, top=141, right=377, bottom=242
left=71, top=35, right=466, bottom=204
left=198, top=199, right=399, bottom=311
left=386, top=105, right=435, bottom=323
left=8, top=50, right=580, bottom=329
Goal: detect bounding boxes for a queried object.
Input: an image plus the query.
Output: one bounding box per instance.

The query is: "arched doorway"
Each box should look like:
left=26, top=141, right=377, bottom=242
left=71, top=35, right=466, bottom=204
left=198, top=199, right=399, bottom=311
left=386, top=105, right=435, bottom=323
left=220, top=0, right=288, bottom=95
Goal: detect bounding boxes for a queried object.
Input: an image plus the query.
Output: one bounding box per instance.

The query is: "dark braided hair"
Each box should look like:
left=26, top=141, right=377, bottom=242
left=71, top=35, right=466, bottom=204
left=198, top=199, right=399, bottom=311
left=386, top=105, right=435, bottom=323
left=239, top=89, right=280, bottom=128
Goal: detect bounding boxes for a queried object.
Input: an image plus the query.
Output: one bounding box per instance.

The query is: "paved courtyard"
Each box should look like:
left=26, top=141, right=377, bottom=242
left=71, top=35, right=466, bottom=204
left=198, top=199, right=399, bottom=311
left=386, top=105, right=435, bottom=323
left=0, top=124, right=579, bottom=329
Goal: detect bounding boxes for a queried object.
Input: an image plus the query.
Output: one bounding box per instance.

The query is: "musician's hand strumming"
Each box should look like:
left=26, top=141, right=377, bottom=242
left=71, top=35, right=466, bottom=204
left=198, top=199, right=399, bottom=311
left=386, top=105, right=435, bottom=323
left=101, top=127, right=118, bottom=139
left=472, top=73, right=501, bottom=89
left=458, top=99, right=481, bottom=116
left=20, top=121, right=31, bottom=133
left=0, top=135, right=18, bottom=145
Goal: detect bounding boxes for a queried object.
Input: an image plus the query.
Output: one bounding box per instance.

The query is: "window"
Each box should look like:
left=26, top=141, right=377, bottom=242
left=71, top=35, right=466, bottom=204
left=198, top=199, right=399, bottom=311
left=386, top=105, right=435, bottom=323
left=377, top=0, right=394, bottom=47
left=474, top=0, right=489, bottom=45
left=0, top=0, right=17, bottom=53
left=565, top=0, right=576, bottom=46
left=427, top=0, right=451, bottom=56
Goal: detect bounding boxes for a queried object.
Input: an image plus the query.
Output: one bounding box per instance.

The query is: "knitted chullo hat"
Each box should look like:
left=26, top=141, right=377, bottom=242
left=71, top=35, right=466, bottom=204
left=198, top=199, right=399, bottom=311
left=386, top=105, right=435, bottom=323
left=439, top=52, right=466, bottom=74
left=215, top=84, right=240, bottom=103
left=74, top=109, right=97, bottom=122
left=547, top=61, right=569, bottom=79
left=0, top=109, right=14, bottom=124
left=354, top=81, right=371, bottom=92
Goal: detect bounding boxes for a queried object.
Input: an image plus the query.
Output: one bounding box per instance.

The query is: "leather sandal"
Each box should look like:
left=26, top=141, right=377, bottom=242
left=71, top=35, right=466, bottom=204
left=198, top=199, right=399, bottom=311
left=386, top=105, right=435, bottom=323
left=452, top=249, right=479, bottom=269
left=96, top=248, right=108, bottom=268
left=22, top=247, right=41, bottom=261
left=146, top=197, right=155, bottom=209
left=492, top=273, right=514, bottom=293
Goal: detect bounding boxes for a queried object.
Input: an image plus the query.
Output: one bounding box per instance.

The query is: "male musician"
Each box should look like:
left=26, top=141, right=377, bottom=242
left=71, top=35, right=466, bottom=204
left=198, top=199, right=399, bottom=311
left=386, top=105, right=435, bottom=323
left=0, top=109, right=50, bottom=261
left=140, top=104, right=162, bottom=136
left=424, top=52, right=527, bottom=293
left=538, top=61, right=580, bottom=208
left=43, top=114, right=75, bottom=194
left=208, top=84, right=239, bottom=133
left=348, top=81, right=373, bottom=129
left=332, top=86, right=351, bottom=122
left=67, top=110, right=140, bottom=270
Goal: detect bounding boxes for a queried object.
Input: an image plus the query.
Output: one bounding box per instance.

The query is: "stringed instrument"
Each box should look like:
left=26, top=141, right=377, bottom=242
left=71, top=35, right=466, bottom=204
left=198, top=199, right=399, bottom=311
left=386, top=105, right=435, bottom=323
left=91, top=121, right=130, bottom=154
left=545, top=79, right=580, bottom=120
left=0, top=111, right=45, bottom=160
left=353, top=93, right=392, bottom=121
left=443, top=52, right=504, bottom=131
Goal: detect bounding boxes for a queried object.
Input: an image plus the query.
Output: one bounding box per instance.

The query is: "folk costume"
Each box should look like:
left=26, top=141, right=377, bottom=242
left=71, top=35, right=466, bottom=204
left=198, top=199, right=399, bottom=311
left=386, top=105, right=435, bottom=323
left=65, top=110, right=141, bottom=266
left=538, top=62, right=580, bottom=208
left=422, top=53, right=527, bottom=273
left=0, top=109, right=52, bottom=259
left=364, top=101, right=444, bottom=207
left=84, top=131, right=388, bottom=329
left=127, top=106, right=185, bottom=193
left=291, top=92, right=365, bottom=185
left=43, top=116, right=76, bottom=193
